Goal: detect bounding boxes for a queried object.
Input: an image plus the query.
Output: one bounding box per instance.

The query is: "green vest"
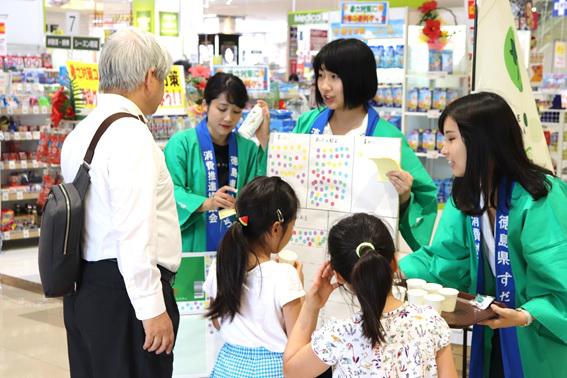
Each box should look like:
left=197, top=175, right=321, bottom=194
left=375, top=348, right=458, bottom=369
left=400, top=177, right=567, bottom=377
left=164, top=128, right=267, bottom=252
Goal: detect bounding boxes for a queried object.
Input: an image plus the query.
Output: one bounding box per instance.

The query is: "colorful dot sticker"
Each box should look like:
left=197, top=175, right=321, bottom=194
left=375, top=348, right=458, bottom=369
left=291, top=229, right=328, bottom=248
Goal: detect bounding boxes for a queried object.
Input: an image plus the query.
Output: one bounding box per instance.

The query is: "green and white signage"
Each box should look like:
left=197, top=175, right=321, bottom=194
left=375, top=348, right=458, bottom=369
left=288, top=10, right=329, bottom=26
left=159, top=12, right=179, bottom=37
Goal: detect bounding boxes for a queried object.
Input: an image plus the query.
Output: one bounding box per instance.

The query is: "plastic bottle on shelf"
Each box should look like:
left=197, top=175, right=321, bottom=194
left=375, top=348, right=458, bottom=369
left=238, top=104, right=264, bottom=139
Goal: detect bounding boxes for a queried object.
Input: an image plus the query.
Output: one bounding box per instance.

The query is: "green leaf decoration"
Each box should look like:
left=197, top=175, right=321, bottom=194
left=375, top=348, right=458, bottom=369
left=504, top=27, right=523, bottom=92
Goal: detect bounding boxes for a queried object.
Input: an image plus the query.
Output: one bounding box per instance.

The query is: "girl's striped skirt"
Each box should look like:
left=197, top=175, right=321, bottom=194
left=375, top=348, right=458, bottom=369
left=210, top=343, right=284, bottom=378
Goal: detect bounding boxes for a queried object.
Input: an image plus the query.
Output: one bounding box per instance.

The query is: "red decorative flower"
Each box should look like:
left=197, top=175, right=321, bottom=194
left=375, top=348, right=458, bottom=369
left=423, top=19, right=441, bottom=40
left=189, top=65, right=210, bottom=79
left=418, top=1, right=438, bottom=14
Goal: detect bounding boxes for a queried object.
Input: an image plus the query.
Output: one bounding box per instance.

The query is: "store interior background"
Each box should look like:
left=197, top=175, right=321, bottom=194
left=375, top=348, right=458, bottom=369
left=0, top=0, right=566, bottom=377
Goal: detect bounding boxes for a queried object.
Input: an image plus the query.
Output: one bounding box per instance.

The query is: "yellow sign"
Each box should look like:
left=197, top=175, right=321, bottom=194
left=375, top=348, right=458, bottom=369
left=66, top=60, right=99, bottom=109
left=65, top=62, right=186, bottom=115
left=155, top=65, right=187, bottom=116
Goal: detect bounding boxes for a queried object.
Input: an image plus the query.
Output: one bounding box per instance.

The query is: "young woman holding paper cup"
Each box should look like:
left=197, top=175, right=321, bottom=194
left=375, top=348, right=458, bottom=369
left=293, top=38, right=437, bottom=250
left=164, top=72, right=270, bottom=252
left=399, top=92, right=567, bottom=378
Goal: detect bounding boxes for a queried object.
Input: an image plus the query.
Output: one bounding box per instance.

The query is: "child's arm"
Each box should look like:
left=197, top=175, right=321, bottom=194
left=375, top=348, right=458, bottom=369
left=283, top=262, right=339, bottom=378
left=436, top=345, right=458, bottom=378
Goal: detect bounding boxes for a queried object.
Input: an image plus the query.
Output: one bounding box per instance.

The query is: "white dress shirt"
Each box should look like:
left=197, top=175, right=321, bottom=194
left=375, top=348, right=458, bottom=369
left=61, top=93, right=182, bottom=321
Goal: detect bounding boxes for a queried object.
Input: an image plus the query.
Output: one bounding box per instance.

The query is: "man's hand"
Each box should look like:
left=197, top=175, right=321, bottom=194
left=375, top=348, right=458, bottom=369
left=142, top=311, right=175, bottom=355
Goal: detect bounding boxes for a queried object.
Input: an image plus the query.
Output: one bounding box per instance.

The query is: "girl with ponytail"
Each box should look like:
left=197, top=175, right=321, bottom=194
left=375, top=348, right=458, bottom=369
left=284, top=213, right=457, bottom=377
left=204, top=176, right=304, bottom=377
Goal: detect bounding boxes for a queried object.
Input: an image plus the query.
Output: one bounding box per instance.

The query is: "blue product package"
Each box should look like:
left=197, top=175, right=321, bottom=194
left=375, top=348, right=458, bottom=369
left=395, top=45, right=404, bottom=68
left=376, top=46, right=385, bottom=68
left=435, top=179, right=446, bottom=203
left=435, top=129, right=445, bottom=151
left=418, top=87, right=432, bottom=112
left=407, top=87, right=419, bottom=112
left=443, top=178, right=453, bottom=200
left=428, top=50, right=442, bottom=72
left=383, top=85, right=393, bottom=107
left=441, top=50, right=453, bottom=73
left=391, top=85, right=403, bottom=108
left=432, top=88, right=447, bottom=110
left=406, top=129, right=421, bottom=151
left=376, top=86, right=386, bottom=106
left=384, top=46, right=395, bottom=68
left=388, top=115, right=402, bottom=130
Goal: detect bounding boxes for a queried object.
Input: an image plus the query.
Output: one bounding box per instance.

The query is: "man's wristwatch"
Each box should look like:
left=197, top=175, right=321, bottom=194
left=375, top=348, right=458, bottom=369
left=516, top=308, right=533, bottom=327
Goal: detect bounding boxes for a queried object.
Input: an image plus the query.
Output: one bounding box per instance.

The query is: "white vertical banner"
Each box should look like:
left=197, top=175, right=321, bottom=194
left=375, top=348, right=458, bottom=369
left=475, top=0, right=553, bottom=171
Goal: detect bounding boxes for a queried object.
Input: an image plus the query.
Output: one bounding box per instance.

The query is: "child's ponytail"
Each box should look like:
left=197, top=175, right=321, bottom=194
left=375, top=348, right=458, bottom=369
left=206, top=176, right=299, bottom=321
left=327, top=213, right=396, bottom=347
left=351, top=243, right=393, bottom=346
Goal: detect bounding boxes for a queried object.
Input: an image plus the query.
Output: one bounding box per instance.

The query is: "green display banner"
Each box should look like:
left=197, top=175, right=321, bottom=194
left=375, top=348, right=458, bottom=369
left=159, top=12, right=179, bottom=37
left=46, top=35, right=71, bottom=49
left=72, top=36, right=100, bottom=51
left=132, top=0, right=154, bottom=33
left=288, top=10, right=330, bottom=25
left=388, top=0, right=423, bottom=7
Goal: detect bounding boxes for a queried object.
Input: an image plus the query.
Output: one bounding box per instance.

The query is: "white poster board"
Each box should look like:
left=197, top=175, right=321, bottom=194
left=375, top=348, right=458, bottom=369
left=267, top=132, right=400, bottom=320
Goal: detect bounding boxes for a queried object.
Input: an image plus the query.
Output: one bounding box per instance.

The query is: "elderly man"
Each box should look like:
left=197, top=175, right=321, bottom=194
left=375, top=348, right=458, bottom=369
left=61, top=28, right=182, bottom=377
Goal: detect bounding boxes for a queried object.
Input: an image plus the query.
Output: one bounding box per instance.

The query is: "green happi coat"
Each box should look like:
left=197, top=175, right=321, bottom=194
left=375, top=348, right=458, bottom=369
left=294, top=107, right=438, bottom=250
left=164, top=128, right=267, bottom=252
left=400, top=177, right=567, bottom=377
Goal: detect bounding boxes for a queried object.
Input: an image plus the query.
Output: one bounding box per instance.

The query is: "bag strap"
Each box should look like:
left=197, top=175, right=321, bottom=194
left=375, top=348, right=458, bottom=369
left=82, top=112, right=139, bottom=165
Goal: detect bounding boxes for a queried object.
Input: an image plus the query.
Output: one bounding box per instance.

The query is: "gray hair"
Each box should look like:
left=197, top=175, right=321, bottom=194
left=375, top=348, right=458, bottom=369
left=99, top=28, right=172, bottom=93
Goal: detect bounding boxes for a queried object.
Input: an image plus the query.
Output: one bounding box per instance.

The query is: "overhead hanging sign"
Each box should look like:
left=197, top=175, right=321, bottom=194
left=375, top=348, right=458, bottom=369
left=341, top=1, right=389, bottom=25
left=46, top=35, right=72, bottom=50
left=72, top=36, right=100, bottom=51
left=330, top=19, right=405, bottom=40
left=288, top=10, right=329, bottom=26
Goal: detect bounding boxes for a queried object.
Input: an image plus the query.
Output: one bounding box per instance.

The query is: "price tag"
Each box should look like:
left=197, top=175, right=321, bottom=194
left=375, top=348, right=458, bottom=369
left=426, top=150, right=439, bottom=159
left=21, top=160, right=28, bottom=169
left=13, top=132, right=21, bottom=140
left=7, top=107, right=13, bottom=115
left=32, top=105, right=40, bottom=114
left=15, top=83, right=23, bottom=92
left=21, top=105, right=29, bottom=114
left=16, top=191, right=24, bottom=200
left=41, top=106, right=49, bottom=114
left=3, top=231, right=11, bottom=240
left=32, top=160, right=39, bottom=168
left=427, top=109, right=441, bottom=119
left=2, top=192, right=9, bottom=201
left=25, top=132, right=33, bottom=140
left=25, top=83, right=33, bottom=93
left=8, top=160, right=16, bottom=169
left=23, top=229, right=30, bottom=239
left=32, top=131, right=41, bottom=139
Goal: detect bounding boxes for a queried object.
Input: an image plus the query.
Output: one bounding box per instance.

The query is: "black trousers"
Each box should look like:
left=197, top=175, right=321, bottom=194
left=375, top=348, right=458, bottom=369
left=63, top=260, right=180, bottom=378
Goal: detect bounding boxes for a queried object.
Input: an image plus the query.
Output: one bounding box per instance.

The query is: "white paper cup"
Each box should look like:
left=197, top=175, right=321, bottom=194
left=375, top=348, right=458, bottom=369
left=424, top=283, right=443, bottom=294
left=393, top=285, right=407, bottom=302
left=407, top=289, right=427, bottom=305
left=406, top=278, right=426, bottom=290
left=439, top=288, right=459, bottom=312
left=278, top=250, right=298, bottom=265
left=424, top=294, right=445, bottom=313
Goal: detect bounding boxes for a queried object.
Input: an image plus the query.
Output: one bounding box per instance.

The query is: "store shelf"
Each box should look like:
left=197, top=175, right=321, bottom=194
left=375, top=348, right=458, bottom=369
left=376, top=106, right=403, bottom=113
left=0, top=131, right=42, bottom=141
left=416, top=151, right=445, bottom=159
left=406, top=72, right=469, bottom=79
left=0, top=106, right=50, bottom=116
left=405, top=110, right=441, bottom=119
left=0, top=160, right=48, bottom=170
left=1, top=228, right=40, bottom=241
left=1, top=191, right=40, bottom=202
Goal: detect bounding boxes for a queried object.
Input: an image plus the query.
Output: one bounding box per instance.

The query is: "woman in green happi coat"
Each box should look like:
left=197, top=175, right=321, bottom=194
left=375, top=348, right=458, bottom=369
left=164, top=72, right=269, bottom=252
left=400, top=92, right=567, bottom=378
left=293, top=38, right=437, bottom=250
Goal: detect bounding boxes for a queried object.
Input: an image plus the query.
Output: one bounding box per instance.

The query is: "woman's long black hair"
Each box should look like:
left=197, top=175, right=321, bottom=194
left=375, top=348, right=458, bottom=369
left=327, top=213, right=396, bottom=347
left=439, top=92, right=552, bottom=215
left=206, top=176, right=299, bottom=321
